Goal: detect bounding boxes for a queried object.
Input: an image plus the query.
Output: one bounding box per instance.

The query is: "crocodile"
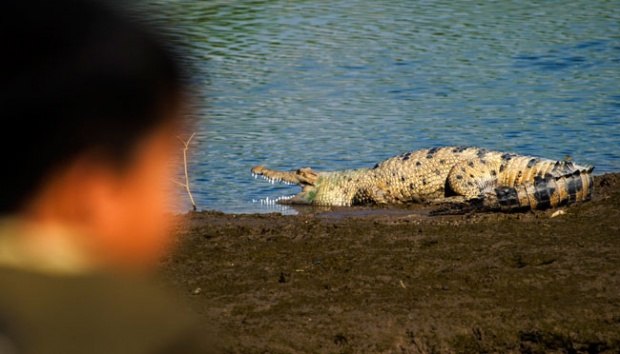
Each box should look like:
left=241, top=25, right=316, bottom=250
left=250, top=146, right=594, bottom=212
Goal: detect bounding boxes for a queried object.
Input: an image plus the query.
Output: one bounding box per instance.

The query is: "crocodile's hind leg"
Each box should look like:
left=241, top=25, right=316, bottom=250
left=446, top=158, right=500, bottom=198
left=429, top=158, right=500, bottom=213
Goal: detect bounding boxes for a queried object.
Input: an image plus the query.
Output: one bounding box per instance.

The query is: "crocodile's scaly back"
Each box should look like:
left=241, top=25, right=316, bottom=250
left=364, top=147, right=490, bottom=203
left=251, top=146, right=594, bottom=211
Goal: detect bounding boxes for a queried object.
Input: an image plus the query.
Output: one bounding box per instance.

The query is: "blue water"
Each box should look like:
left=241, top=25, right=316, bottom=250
left=141, top=0, right=620, bottom=214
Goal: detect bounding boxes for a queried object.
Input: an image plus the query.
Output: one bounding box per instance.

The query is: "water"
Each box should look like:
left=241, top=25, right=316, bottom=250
left=139, top=0, right=620, bottom=214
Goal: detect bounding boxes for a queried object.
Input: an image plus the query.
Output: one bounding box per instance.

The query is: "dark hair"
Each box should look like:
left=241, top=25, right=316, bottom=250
left=0, top=0, right=188, bottom=214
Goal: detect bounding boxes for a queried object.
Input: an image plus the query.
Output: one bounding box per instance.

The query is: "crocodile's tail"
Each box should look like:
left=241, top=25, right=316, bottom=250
left=487, top=163, right=594, bottom=211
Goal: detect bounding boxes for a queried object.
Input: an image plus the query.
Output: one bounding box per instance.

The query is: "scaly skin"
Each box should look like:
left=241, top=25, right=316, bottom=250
left=251, top=146, right=594, bottom=211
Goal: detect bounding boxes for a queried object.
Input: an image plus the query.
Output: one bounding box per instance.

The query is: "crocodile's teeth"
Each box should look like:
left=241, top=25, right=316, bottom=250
left=253, top=195, right=295, bottom=206
left=275, top=195, right=294, bottom=202
left=256, top=175, right=295, bottom=186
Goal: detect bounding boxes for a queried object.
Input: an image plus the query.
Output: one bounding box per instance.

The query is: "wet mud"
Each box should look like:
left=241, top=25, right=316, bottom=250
left=158, top=173, right=620, bottom=353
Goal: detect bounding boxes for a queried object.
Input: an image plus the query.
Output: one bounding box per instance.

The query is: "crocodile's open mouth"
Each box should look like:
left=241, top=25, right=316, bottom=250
left=251, top=165, right=320, bottom=204
left=251, top=172, right=295, bottom=205
left=251, top=172, right=296, bottom=186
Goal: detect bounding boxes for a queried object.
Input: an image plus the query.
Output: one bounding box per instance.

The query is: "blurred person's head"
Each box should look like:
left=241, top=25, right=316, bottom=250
left=0, top=0, right=191, bottom=271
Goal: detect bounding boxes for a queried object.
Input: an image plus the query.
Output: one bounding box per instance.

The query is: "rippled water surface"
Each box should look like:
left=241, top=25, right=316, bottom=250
left=141, top=0, right=620, bottom=214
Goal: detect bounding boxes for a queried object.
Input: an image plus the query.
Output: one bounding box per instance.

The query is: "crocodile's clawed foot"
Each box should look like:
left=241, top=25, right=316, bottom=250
left=429, top=204, right=475, bottom=216
left=428, top=197, right=485, bottom=216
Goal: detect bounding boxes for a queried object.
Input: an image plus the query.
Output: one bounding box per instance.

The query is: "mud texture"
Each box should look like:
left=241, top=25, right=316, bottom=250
left=158, top=173, right=620, bottom=353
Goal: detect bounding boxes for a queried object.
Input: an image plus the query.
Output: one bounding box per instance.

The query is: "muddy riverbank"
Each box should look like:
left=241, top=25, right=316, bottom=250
left=159, top=173, right=620, bottom=353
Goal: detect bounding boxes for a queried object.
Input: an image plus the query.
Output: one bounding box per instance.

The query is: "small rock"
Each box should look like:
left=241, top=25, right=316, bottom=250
left=551, top=210, right=566, bottom=218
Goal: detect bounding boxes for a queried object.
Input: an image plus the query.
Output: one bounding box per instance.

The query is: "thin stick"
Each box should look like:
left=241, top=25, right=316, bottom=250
left=175, top=133, right=197, bottom=211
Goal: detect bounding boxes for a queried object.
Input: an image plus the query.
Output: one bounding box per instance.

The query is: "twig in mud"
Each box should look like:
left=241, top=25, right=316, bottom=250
left=171, top=133, right=197, bottom=211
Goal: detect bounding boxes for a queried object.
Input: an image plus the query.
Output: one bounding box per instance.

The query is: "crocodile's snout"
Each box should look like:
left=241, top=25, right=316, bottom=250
left=251, top=165, right=319, bottom=187
left=250, top=165, right=267, bottom=175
